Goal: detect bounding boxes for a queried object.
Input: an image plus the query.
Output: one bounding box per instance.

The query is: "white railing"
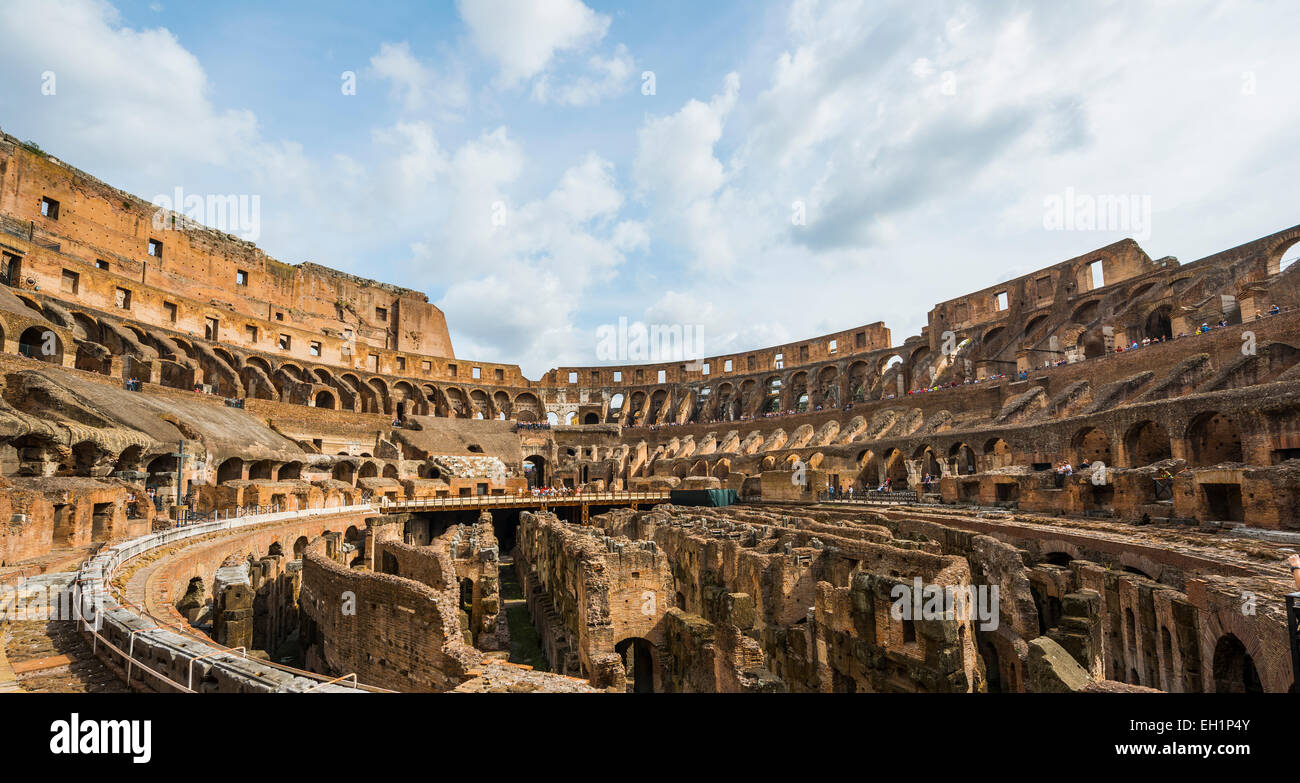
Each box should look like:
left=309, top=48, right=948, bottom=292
left=74, top=503, right=380, bottom=693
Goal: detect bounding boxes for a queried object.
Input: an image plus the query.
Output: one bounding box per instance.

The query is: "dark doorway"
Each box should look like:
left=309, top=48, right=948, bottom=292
left=1212, top=634, right=1264, bottom=693
left=1202, top=483, right=1244, bottom=522
left=615, top=637, right=656, bottom=693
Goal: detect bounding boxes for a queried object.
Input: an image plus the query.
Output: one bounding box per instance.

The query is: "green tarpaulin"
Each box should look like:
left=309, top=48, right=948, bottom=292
left=668, top=489, right=738, bottom=507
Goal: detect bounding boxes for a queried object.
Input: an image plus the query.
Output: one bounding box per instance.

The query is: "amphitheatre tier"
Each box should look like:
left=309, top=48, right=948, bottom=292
left=1, top=131, right=1299, bottom=694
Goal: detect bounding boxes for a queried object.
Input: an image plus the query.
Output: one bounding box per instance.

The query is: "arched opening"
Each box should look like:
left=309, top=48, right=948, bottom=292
left=1212, top=634, right=1263, bottom=693
left=615, top=637, right=656, bottom=693
left=524, top=455, right=547, bottom=489
left=113, top=444, right=144, bottom=475
left=1144, top=305, right=1173, bottom=341
left=983, top=438, right=1011, bottom=469
left=314, top=389, right=336, bottom=409
left=279, top=461, right=303, bottom=480
left=293, top=536, right=309, bottom=558
left=248, top=460, right=274, bottom=480
left=1071, top=427, right=1112, bottom=465
left=855, top=450, right=880, bottom=489
left=18, top=326, right=61, bottom=363
left=1071, top=300, right=1100, bottom=325
left=949, top=443, right=976, bottom=474
left=332, top=461, right=356, bottom=484
left=1186, top=411, right=1242, bottom=466
left=1124, top=420, right=1172, bottom=466
left=216, top=458, right=244, bottom=483
left=358, top=462, right=379, bottom=479
left=884, top=449, right=908, bottom=490
left=914, top=445, right=941, bottom=478
left=1268, top=236, right=1300, bottom=276
left=583, top=412, right=599, bottom=425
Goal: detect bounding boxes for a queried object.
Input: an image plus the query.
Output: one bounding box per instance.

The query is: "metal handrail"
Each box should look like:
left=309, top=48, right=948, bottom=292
left=78, top=503, right=397, bottom=693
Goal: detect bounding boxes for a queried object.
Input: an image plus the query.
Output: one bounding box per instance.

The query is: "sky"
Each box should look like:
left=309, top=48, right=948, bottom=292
left=1, top=0, right=1298, bottom=379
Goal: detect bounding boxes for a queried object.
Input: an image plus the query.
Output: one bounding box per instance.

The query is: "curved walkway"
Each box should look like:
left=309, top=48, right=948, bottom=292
left=74, top=504, right=384, bottom=693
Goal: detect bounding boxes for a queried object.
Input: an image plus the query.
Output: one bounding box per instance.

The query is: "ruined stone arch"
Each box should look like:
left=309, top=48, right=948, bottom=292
left=913, top=444, right=941, bottom=477
left=983, top=437, right=1011, bottom=469
left=949, top=442, right=976, bottom=474
left=1184, top=411, right=1243, bottom=466
left=1071, top=299, right=1102, bottom=325
left=648, top=388, right=670, bottom=423
left=1264, top=231, right=1300, bottom=277
left=1129, top=280, right=1158, bottom=300
left=421, top=384, right=446, bottom=417
left=69, top=440, right=112, bottom=476
left=368, top=377, right=391, bottom=415
left=114, top=444, right=145, bottom=474
left=314, top=389, right=336, bottom=409
left=213, top=346, right=238, bottom=370
left=18, top=326, right=61, bottom=364
left=332, top=461, right=356, bottom=484
left=1140, top=303, right=1173, bottom=342
left=627, top=391, right=647, bottom=425
left=878, top=354, right=905, bottom=396
left=468, top=389, right=492, bottom=419
left=1023, top=314, right=1049, bottom=339
left=854, top=449, right=880, bottom=488
left=393, top=380, right=418, bottom=417
left=814, top=364, right=840, bottom=407
left=216, top=457, right=245, bottom=483
left=1123, top=420, right=1172, bottom=466
left=493, top=391, right=512, bottom=419
left=846, top=361, right=870, bottom=402
left=1070, top=426, right=1112, bottom=464
left=883, top=448, right=908, bottom=488
left=1211, top=633, right=1263, bottom=693
left=246, top=355, right=273, bottom=376
left=979, top=327, right=1006, bottom=362
left=762, top=375, right=782, bottom=413
left=513, top=392, right=541, bottom=422
left=444, top=387, right=469, bottom=418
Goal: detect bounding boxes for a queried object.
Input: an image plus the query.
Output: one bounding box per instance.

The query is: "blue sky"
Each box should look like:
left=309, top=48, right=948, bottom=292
left=2, top=0, right=1299, bottom=378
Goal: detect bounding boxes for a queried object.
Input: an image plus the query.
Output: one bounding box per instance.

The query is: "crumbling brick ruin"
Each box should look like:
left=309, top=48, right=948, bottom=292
left=1, top=130, right=1297, bottom=693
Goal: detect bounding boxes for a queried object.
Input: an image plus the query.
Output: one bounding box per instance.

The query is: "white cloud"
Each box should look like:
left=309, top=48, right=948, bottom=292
left=532, top=44, right=634, bottom=106
left=369, top=41, right=468, bottom=116
left=0, top=0, right=258, bottom=177
left=457, top=0, right=609, bottom=86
